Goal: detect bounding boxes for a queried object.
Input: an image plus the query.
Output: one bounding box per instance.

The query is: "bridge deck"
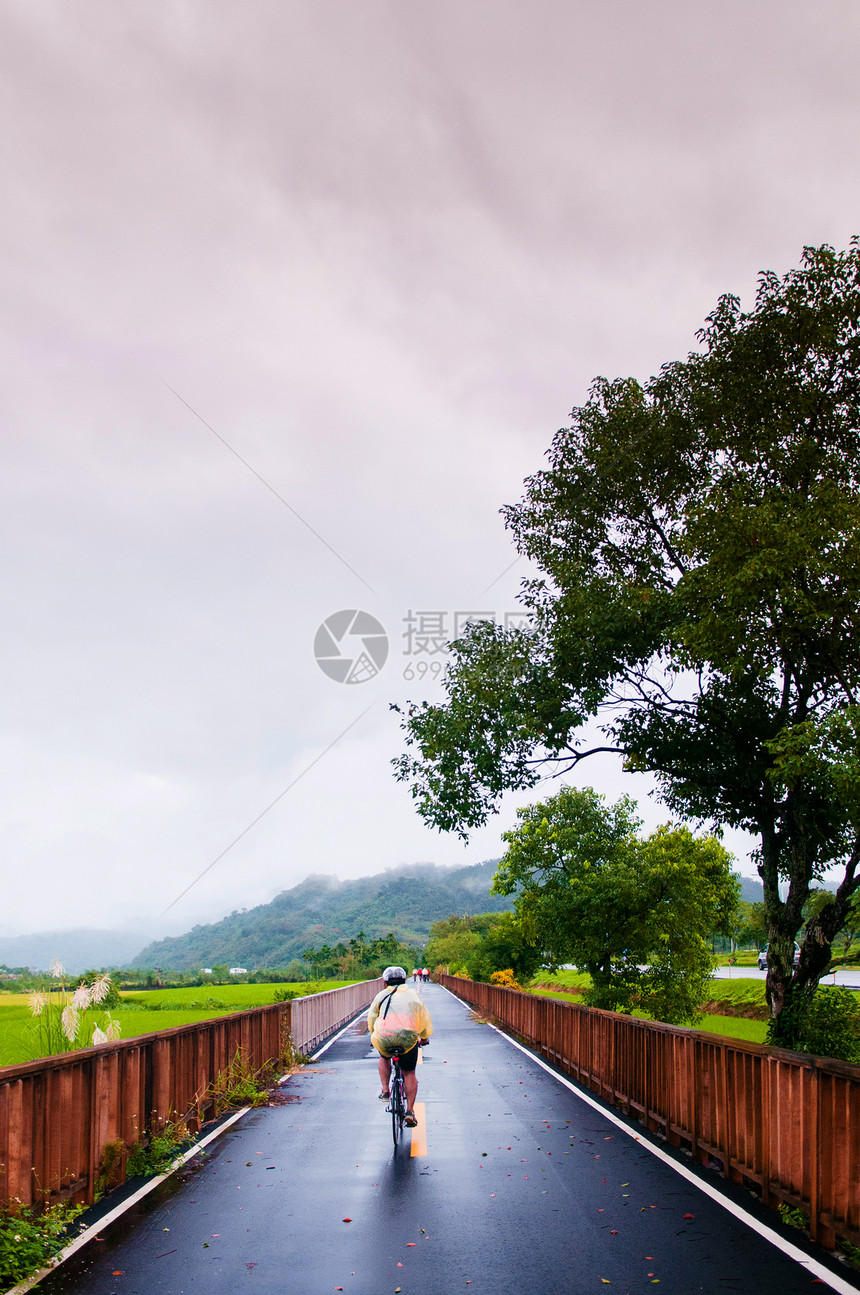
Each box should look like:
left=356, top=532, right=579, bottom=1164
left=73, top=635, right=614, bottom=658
left=37, top=983, right=859, bottom=1294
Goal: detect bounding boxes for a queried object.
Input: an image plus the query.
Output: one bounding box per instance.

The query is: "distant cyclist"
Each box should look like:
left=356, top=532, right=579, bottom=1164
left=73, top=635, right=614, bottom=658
left=368, top=965, right=433, bottom=1128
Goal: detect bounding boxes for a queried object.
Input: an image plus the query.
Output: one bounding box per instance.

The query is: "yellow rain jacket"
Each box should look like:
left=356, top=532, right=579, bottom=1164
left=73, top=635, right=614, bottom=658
left=368, top=983, right=433, bottom=1057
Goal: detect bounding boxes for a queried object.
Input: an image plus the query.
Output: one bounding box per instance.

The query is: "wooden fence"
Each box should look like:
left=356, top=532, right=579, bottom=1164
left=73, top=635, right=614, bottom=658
left=0, top=978, right=382, bottom=1211
left=439, top=974, right=860, bottom=1249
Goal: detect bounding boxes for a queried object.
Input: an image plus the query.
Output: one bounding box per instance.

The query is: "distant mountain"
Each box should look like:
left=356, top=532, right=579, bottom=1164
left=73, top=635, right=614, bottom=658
left=132, top=860, right=513, bottom=971
left=738, top=875, right=763, bottom=904
left=0, top=928, right=155, bottom=975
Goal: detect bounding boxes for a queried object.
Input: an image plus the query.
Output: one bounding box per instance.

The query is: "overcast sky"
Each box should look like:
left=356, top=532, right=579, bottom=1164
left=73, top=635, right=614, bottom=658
left=2, top=1, right=859, bottom=938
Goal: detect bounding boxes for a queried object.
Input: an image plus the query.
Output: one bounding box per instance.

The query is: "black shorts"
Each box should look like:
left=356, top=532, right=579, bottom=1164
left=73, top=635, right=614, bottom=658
left=376, top=1040, right=419, bottom=1070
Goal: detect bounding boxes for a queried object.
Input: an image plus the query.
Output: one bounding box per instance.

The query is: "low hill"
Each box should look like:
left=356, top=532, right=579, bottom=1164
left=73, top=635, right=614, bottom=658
left=131, top=860, right=513, bottom=970
left=738, top=876, right=763, bottom=904
left=0, top=928, right=155, bottom=975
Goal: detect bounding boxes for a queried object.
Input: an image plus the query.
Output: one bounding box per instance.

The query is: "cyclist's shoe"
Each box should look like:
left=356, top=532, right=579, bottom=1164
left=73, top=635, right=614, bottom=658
left=404, top=1111, right=418, bottom=1127
left=378, top=1091, right=389, bottom=1100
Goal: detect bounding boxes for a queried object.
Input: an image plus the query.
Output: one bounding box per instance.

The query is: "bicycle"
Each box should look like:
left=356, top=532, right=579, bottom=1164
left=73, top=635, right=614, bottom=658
left=386, top=1040, right=427, bottom=1147
left=387, top=1048, right=408, bottom=1147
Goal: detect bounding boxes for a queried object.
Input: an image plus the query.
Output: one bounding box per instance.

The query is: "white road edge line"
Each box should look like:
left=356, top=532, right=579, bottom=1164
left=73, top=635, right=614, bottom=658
left=477, top=1006, right=857, bottom=1295
left=7, top=1106, right=251, bottom=1295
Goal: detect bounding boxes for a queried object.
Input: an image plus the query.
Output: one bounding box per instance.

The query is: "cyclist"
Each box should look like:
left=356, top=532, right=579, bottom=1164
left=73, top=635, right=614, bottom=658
left=368, top=965, right=433, bottom=1128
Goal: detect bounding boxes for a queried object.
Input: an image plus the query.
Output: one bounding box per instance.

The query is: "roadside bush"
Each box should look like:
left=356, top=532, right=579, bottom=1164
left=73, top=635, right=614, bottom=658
left=489, top=969, right=523, bottom=991
left=0, top=1202, right=81, bottom=1289
left=273, top=982, right=322, bottom=1002
left=126, top=1120, right=188, bottom=1178
left=798, top=987, right=860, bottom=1064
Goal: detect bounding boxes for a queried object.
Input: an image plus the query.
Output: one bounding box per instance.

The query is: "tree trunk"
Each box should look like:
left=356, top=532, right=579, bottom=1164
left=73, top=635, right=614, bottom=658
left=760, top=811, right=860, bottom=1047
left=758, top=814, right=811, bottom=1047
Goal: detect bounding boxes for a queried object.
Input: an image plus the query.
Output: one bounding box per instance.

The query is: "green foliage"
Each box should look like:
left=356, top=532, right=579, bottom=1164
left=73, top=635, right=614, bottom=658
left=464, top=912, right=543, bottom=983
left=768, top=985, right=860, bottom=1063
left=94, top=1139, right=125, bottom=1198
left=0, top=1202, right=82, bottom=1289
left=394, top=241, right=860, bottom=1044
left=838, top=1238, right=860, bottom=1271
left=208, top=1050, right=274, bottom=1113
left=494, top=786, right=739, bottom=1023
left=777, top=1203, right=809, bottom=1232
left=423, top=911, right=539, bottom=980
left=301, top=931, right=416, bottom=980
left=424, top=912, right=498, bottom=974
left=126, top=1120, right=187, bottom=1177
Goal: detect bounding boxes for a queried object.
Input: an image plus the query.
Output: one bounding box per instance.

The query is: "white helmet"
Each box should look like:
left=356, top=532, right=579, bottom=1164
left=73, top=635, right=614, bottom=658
left=382, top=965, right=407, bottom=984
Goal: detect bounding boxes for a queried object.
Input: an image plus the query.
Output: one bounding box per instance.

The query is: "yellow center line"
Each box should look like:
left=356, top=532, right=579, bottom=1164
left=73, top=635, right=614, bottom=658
left=409, top=1102, right=427, bottom=1157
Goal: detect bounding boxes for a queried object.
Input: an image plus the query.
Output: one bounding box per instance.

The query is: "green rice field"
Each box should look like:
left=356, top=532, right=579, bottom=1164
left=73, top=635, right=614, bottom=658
left=528, top=975, right=771, bottom=1046
left=0, top=981, right=357, bottom=1068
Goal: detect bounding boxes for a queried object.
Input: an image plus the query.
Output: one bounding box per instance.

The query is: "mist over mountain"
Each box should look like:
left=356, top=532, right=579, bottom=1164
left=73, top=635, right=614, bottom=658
left=0, top=928, right=156, bottom=975
left=132, top=860, right=514, bottom=971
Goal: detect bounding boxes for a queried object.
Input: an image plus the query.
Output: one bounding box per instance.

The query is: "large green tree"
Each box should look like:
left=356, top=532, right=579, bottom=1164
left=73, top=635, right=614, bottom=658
left=394, top=241, right=860, bottom=1045
left=493, top=787, right=738, bottom=1022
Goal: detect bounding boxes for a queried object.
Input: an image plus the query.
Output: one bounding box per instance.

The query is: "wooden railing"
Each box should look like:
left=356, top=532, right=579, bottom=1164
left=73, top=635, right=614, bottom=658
left=0, top=979, right=382, bottom=1211
left=291, top=978, right=383, bottom=1054
left=438, top=974, right=860, bottom=1249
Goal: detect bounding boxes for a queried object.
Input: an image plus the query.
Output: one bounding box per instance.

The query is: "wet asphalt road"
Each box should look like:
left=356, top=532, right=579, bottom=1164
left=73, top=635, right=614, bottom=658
left=38, top=983, right=858, bottom=1295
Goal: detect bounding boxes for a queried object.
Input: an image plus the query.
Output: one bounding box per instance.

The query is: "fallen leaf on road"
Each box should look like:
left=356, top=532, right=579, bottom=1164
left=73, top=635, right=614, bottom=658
left=684, top=1214, right=694, bottom=1219
left=407, top=1242, right=416, bottom=1246
left=112, top=1272, right=123, bottom=1277
left=343, top=1218, right=352, bottom=1223
left=610, top=1231, right=617, bottom=1235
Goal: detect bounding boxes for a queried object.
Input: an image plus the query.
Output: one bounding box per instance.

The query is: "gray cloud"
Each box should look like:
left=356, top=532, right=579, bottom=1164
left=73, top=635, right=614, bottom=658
left=1, top=0, right=858, bottom=934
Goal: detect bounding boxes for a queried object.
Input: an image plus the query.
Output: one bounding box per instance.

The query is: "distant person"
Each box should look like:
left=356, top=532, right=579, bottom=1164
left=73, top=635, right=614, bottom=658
left=368, top=965, right=433, bottom=1128
left=422, top=968, right=430, bottom=982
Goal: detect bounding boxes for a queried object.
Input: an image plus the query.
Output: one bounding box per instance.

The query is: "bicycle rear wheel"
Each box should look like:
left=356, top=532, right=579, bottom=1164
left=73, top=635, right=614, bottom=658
left=390, top=1069, right=405, bottom=1147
